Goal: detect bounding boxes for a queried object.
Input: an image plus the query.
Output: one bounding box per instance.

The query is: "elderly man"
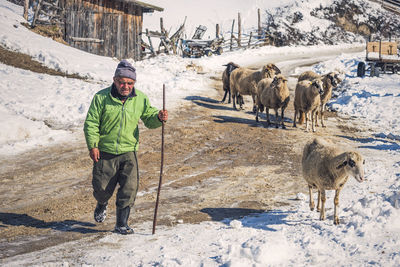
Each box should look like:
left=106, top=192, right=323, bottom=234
left=84, top=59, right=168, bottom=234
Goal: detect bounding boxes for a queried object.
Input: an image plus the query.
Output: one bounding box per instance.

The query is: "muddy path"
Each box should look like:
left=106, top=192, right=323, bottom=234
left=0, top=51, right=365, bottom=260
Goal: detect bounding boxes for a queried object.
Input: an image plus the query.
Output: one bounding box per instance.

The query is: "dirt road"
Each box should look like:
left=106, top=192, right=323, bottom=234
left=0, top=49, right=365, bottom=260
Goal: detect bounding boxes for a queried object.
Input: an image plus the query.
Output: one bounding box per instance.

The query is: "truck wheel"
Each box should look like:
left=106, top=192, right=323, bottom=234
left=357, top=62, right=366, bottom=77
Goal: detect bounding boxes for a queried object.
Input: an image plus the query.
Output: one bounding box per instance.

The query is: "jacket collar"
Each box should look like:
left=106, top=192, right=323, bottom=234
left=110, top=83, right=137, bottom=101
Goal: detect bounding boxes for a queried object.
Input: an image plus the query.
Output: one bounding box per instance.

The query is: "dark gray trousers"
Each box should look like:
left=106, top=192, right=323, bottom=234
left=92, top=151, right=139, bottom=209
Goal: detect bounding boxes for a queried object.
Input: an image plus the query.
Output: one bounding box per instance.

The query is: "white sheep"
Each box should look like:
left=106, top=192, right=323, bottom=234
left=230, top=63, right=281, bottom=111
left=255, top=74, right=290, bottom=128
left=221, top=62, right=240, bottom=104
left=293, top=78, right=323, bottom=132
left=302, top=137, right=365, bottom=225
left=298, top=70, right=342, bottom=127
left=316, top=71, right=341, bottom=127
left=298, top=70, right=321, bottom=82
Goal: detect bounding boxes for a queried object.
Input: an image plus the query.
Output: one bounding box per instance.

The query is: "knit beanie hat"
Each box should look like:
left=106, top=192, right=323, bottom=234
left=114, top=59, right=136, bottom=80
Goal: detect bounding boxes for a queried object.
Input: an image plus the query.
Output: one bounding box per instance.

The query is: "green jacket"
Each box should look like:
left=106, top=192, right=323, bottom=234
left=84, top=85, right=162, bottom=155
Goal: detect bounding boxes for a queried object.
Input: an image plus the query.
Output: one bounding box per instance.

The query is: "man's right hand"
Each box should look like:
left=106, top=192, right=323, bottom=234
left=90, top=148, right=100, bottom=162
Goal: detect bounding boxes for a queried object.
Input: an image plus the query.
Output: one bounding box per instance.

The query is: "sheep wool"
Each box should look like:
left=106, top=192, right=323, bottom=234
left=302, top=137, right=365, bottom=225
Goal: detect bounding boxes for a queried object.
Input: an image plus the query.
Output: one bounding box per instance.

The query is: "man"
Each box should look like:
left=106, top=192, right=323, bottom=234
left=84, top=59, right=168, bottom=235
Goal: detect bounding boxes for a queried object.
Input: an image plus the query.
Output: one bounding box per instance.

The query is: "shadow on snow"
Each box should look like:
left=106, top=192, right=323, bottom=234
left=200, top=208, right=295, bottom=231
left=0, top=212, right=107, bottom=234
left=338, top=135, right=400, bottom=151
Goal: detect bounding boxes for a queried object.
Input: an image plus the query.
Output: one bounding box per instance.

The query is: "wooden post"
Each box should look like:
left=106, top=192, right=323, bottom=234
left=258, top=8, right=262, bottom=38
left=230, top=19, right=235, bottom=51
left=23, top=0, right=29, bottom=20
left=237, top=12, right=241, bottom=48
left=248, top=32, right=253, bottom=48
left=146, top=28, right=156, bottom=56
left=216, top=24, right=220, bottom=38
left=160, top=17, right=166, bottom=35
left=32, top=0, right=43, bottom=26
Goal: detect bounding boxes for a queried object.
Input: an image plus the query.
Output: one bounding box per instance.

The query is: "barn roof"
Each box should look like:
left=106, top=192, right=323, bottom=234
left=123, top=0, right=164, bottom=13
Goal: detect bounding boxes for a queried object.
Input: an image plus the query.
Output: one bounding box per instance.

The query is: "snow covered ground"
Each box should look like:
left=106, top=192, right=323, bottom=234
left=0, top=0, right=400, bottom=266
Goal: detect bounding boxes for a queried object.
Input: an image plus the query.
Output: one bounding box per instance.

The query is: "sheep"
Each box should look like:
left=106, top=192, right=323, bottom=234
left=230, top=63, right=281, bottom=111
left=220, top=62, right=240, bottom=104
left=255, top=74, right=290, bottom=128
left=293, top=78, right=323, bottom=132
left=298, top=70, right=321, bottom=82
left=297, top=70, right=342, bottom=127
left=302, top=137, right=365, bottom=225
left=315, top=71, right=341, bottom=127
left=255, top=77, right=273, bottom=120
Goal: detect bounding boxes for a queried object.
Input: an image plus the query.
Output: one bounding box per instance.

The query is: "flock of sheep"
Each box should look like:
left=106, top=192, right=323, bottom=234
left=219, top=62, right=366, bottom=225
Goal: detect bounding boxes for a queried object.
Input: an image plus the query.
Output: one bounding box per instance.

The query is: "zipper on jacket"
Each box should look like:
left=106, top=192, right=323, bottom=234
left=115, top=104, right=125, bottom=154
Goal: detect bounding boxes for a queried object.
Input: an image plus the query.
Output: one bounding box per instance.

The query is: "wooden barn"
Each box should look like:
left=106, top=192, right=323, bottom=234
left=61, top=0, right=163, bottom=61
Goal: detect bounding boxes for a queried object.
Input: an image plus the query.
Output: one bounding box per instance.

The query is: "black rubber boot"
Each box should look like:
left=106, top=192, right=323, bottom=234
left=114, top=206, right=134, bottom=235
left=94, top=202, right=107, bottom=223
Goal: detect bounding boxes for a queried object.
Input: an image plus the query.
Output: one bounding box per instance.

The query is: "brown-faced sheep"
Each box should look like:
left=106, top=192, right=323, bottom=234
left=302, top=137, right=365, bottom=225
left=221, top=62, right=240, bottom=104
left=255, top=74, right=290, bottom=128
left=230, top=63, right=280, bottom=111
left=293, top=78, right=323, bottom=132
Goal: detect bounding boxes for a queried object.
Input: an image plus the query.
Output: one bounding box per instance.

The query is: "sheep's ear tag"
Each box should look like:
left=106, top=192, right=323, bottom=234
left=309, top=81, right=312, bottom=85
left=337, top=161, right=347, bottom=169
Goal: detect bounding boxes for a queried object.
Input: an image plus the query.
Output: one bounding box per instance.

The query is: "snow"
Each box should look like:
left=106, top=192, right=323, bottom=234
left=1, top=0, right=400, bottom=266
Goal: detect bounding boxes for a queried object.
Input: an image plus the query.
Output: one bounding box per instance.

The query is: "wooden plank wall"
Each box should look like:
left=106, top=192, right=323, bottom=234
left=63, top=0, right=143, bottom=60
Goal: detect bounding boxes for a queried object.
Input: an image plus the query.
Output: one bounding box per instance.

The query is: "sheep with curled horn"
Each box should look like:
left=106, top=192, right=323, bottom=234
left=220, top=62, right=240, bottom=104
left=229, top=63, right=281, bottom=111
left=293, top=78, right=323, bottom=132
left=255, top=74, right=290, bottom=128
left=302, top=137, right=365, bottom=225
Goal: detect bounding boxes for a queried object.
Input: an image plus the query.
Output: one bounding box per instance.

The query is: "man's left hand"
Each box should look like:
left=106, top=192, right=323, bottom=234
left=158, top=110, right=168, bottom=122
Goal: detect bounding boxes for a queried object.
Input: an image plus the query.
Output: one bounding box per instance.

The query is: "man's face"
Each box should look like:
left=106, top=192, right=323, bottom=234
left=114, top=77, right=135, bottom=96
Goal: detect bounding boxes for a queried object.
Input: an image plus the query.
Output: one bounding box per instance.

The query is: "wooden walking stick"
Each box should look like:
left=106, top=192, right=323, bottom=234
left=152, top=84, right=166, bottom=234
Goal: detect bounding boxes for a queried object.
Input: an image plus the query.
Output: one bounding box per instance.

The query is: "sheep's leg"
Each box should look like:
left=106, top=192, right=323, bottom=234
left=317, top=190, right=321, bottom=212
left=266, top=108, right=271, bottom=127
left=315, top=110, right=319, bottom=127
left=239, top=95, right=244, bottom=110
left=311, top=110, right=317, bottom=132
left=221, top=90, right=228, bottom=103
left=321, top=104, right=326, bottom=128
left=293, top=110, right=297, bottom=128
left=252, top=95, right=257, bottom=113
left=281, top=108, right=286, bottom=129
left=308, top=185, right=315, bottom=211
left=305, top=112, right=310, bottom=132
left=299, top=111, right=305, bottom=124
left=319, top=189, right=326, bottom=221
left=334, top=187, right=343, bottom=225
left=228, top=90, right=231, bottom=104
left=232, top=93, right=238, bottom=110
left=256, top=107, right=259, bottom=122
left=274, top=108, right=279, bottom=128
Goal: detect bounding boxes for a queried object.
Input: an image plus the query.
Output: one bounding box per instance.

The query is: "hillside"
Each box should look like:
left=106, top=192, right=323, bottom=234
left=263, top=0, right=400, bottom=46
